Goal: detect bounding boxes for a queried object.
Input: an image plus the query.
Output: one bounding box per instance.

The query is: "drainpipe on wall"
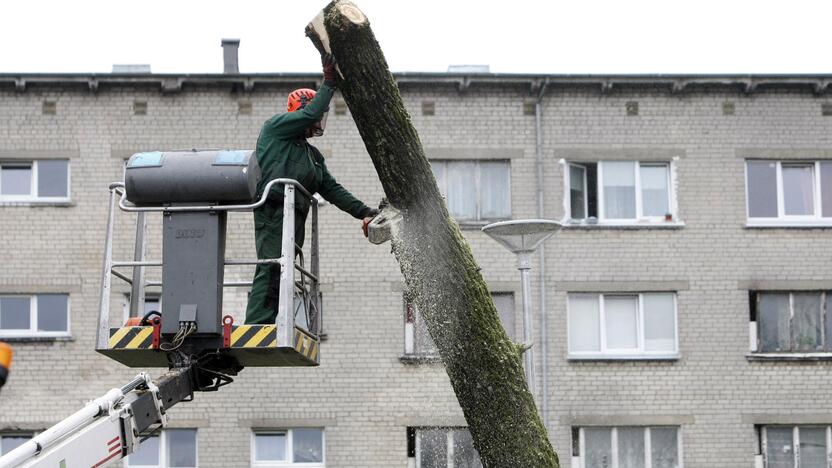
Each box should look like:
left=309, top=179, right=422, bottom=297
left=534, top=80, right=550, bottom=435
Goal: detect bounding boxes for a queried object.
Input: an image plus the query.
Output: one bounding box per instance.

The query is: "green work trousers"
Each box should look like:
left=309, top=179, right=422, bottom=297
left=244, top=200, right=307, bottom=325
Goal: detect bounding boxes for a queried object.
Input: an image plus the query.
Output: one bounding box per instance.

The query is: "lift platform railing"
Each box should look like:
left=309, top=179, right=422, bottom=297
left=95, top=178, right=321, bottom=359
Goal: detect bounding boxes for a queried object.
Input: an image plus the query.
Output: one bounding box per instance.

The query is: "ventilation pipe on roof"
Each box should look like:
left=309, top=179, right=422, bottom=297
left=221, top=39, right=240, bottom=74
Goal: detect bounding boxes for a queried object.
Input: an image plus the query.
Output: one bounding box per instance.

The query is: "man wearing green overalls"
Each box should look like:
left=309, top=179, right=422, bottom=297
left=245, top=57, right=377, bottom=324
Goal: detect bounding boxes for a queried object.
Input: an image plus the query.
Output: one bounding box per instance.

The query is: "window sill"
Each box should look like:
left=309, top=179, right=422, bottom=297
left=399, top=354, right=443, bottom=364
left=0, top=335, right=73, bottom=343
left=562, top=220, right=685, bottom=230
left=746, top=352, right=832, bottom=361
left=568, top=354, right=680, bottom=362
left=0, top=201, right=74, bottom=208
left=745, top=221, right=832, bottom=229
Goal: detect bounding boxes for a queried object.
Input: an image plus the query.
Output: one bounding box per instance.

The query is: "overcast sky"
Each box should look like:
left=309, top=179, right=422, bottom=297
left=2, top=0, right=831, bottom=75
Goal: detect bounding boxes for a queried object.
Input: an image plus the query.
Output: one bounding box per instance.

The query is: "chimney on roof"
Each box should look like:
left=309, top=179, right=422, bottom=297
left=221, top=39, right=240, bottom=74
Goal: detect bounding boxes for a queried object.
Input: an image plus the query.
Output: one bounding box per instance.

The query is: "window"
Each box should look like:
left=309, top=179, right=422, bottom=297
left=410, top=427, right=481, bottom=468
left=431, top=160, right=510, bottom=221
left=123, top=294, right=162, bottom=322
left=575, top=426, right=681, bottom=468
left=0, top=433, right=32, bottom=456
left=405, top=293, right=515, bottom=357
left=568, top=293, right=678, bottom=359
left=127, top=429, right=197, bottom=468
left=0, top=160, right=69, bottom=202
left=751, top=291, right=831, bottom=353
left=566, top=161, right=675, bottom=224
left=0, top=294, right=69, bottom=338
left=746, top=160, right=832, bottom=225
left=252, top=428, right=324, bottom=467
left=761, top=425, right=831, bottom=468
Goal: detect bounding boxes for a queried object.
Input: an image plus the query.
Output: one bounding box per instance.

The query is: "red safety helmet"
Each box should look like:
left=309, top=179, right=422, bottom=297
left=287, top=88, right=316, bottom=112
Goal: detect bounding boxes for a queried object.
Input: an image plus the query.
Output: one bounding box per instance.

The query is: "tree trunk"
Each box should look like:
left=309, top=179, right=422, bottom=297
left=308, top=2, right=559, bottom=467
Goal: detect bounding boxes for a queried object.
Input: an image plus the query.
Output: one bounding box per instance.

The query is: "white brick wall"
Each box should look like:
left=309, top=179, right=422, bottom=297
left=1, top=78, right=832, bottom=467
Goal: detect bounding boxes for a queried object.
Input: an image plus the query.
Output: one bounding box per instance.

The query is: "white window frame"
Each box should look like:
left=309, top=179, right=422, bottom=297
left=0, top=160, right=71, bottom=203
left=250, top=429, right=325, bottom=468
left=761, top=425, right=832, bottom=468
left=576, top=426, right=683, bottom=468
left=567, top=293, right=679, bottom=360
left=431, top=159, right=512, bottom=222
left=563, top=160, right=679, bottom=226
left=414, top=427, right=481, bottom=468
left=0, top=294, right=71, bottom=339
left=745, top=160, right=832, bottom=227
left=125, top=429, right=198, bottom=468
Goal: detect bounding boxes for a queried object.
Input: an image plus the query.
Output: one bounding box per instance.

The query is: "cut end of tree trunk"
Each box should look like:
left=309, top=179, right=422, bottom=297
left=335, top=2, right=367, bottom=25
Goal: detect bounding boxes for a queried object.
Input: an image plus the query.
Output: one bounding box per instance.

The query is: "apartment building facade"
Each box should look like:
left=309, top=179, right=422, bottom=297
left=1, top=67, right=832, bottom=468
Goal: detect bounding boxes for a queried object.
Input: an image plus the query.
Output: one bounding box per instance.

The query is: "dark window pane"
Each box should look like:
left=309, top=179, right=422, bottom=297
left=586, top=163, right=598, bottom=218
left=602, top=162, right=636, bottom=219
left=759, top=294, right=790, bottom=352
left=293, top=428, right=323, bottom=463
left=765, top=427, right=794, bottom=468
left=1, top=165, right=32, bottom=196
left=617, top=427, right=645, bottom=468
left=128, top=434, right=159, bottom=466
left=650, top=427, right=678, bottom=468
left=452, top=429, right=482, bottom=468
left=479, top=161, right=510, bottom=219
left=570, top=164, right=587, bottom=219
left=792, top=293, right=822, bottom=351
left=254, top=433, right=286, bottom=461
left=167, top=429, right=197, bottom=467
left=826, top=293, right=832, bottom=351
left=492, top=293, right=515, bottom=340
left=822, top=162, right=832, bottom=217
left=1, top=435, right=31, bottom=455
left=782, top=164, right=815, bottom=216
left=37, top=294, right=68, bottom=332
left=747, top=161, right=778, bottom=217
left=37, top=160, right=68, bottom=198
left=0, top=297, right=31, bottom=330
left=419, top=429, right=447, bottom=468
left=585, top=428, right=612, bottom=468
left=798, top=427, right=826, bottom=468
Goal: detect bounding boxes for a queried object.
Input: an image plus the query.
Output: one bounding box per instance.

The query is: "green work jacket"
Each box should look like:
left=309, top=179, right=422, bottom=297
left=254, top=82, right=372, bottom=220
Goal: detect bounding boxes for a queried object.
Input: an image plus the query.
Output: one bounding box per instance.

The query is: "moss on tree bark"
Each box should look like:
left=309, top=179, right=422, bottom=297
left=310, top=2, right=559, bottom=466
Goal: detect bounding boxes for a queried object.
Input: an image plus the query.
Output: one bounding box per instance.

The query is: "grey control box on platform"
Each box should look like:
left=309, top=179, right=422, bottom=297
left=124, top=150, right=262, bottom=336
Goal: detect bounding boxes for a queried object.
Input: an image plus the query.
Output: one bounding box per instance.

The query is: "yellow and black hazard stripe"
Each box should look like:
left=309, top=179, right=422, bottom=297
left=108, top=327, right=154, bottom=349
left=229, top=325, right=277, bottom=348
left=294, top=329, right=319, bottom=361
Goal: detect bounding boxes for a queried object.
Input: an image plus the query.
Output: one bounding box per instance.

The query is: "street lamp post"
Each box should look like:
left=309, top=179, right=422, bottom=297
left=481, top=219, right=561, bottom=392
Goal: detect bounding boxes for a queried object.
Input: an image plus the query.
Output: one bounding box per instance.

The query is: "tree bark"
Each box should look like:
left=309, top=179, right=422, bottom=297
left=309, top=2, right=559, bottom=467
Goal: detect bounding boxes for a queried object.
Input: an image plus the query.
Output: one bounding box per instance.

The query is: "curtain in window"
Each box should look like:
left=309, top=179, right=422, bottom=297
left=492, top=293, right=515, bottom=340
left=128, top=435, right=160, bottom=465
left=446, top=162, right=477, bottom=219
left=0, top=297, right=30, bottom=330
left=479, top=162, right=510, bottom=219
left=759, top=294, right=790, bottom=352
left=792, top=293, right=822, bottom=351
left=643, top=294, right=675, bottom=352
left=639, top=164, right=669, bottom=217
left=584, top=428, right=612, bottom=468
left=37, top=294, right=68, bottom=332
left=293, top=428, right=323, bottom=463
left=782, top=164, right=815, bottom=216
left=650, top=427, right=679, bottom=468
left=602, top=162, right=636, bottom=219
left=747, top=161, right=778, bottom=217
left=37, top=160, right=68, bottom=198
left=254, top=433, right=286, bottom=461
left=0, top=165, right=32, bottom=196
left=419, top=429, right=448, bottom=468
left=798, top=427, right=827, bottom=468
left=167, top=429, right=197, bottom=467
left=616, top=427, right=645, bottom=468
left=604, top=296, right=638, bottom=350
left=568, top=294, right=600, bottom=352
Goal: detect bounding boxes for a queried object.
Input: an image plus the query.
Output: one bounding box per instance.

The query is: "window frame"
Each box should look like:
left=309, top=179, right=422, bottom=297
left=567, top=292, right=679, bottom=360
left=760, top=425, right=832, bottom=468
left=745, top=160, right=832, bottom=226
left=0, top=294, right=71, bottom=339
left=125, top=428, right=198, bottom=468
left=430, top=159, right=512, bottom=222
left=575, top=426, right=683, bottom=468
left=0, top=159, right=71, bottom=203
left=413, top=427, right=482, bottom=468
left=564, top=160, right=677, bottom=226
left=250, top=428, right=325, bottom=468
left=750, top=291, right=830, bottom=355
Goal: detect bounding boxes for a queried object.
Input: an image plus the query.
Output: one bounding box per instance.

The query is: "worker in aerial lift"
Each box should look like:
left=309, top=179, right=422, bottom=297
left=245, top=55, right=377, bottom=325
